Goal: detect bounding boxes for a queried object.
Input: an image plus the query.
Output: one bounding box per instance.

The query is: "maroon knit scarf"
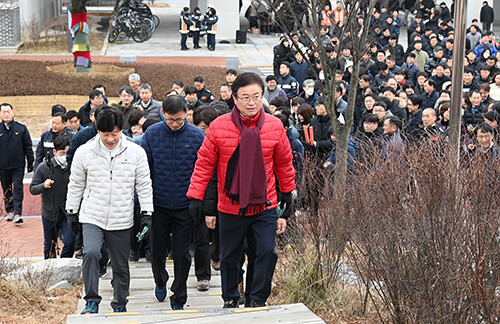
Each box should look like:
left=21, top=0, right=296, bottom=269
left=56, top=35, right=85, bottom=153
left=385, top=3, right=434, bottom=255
left=224, top=107, right=268, bottom=216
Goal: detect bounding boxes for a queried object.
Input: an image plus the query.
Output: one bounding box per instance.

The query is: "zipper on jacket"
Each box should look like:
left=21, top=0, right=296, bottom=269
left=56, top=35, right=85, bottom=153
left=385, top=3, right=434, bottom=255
left=171, top=134, right=176, bottom=207
left=105, top=157, right=114, bottom=229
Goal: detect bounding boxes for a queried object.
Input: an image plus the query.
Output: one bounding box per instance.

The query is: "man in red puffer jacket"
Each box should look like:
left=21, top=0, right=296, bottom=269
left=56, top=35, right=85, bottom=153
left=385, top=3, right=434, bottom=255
left=187, top=72, right=295, bottom=308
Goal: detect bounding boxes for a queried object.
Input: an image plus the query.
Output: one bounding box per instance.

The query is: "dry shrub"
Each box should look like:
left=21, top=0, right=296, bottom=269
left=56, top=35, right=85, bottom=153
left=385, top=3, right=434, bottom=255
left=347, top=140, right=500, bottom=323
left=0, top=60, right=226, bottom=98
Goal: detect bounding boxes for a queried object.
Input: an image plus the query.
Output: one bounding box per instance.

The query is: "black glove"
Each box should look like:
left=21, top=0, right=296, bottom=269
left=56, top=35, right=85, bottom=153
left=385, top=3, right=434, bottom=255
left=137, top=211, right=152, bottom=241
left=27, top=164, right=34, bottom=173
left=189, top=199, right=204, bottom=225
left=66, top=213, right=80, bottom=236
left=278, top=192, right=292, bottom=219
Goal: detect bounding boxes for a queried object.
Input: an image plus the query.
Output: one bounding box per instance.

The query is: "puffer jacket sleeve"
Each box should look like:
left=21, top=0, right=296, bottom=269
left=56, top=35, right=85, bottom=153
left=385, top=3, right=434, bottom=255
left=140, top=130, right=153, bottom=172
left=134, top=146, right=154, bottom=213
left=187, top=127, right=218, bottom=200
left=66, top=146, right=87, bottom=213
left=273, top=126, right=296, bottom=194
left=203, top=170, right=218, bottom=216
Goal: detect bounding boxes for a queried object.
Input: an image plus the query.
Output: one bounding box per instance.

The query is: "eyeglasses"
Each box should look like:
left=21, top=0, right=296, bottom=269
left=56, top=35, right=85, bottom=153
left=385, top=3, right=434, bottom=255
left=237, top=95, right=263, bottom=103
left=165, top=118, right=185, bottom=124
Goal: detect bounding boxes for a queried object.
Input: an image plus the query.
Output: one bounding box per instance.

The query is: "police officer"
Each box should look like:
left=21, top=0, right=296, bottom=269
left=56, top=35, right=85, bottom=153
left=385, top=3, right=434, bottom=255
left=191, top=6, right=203, bottom=49
left=204, top=6, right=218, bottom=51
left=194, top=76, right=215, bottom=104
left=180, top=7, right=193, bottom=51
left=0, top=103, right=34, bottom=224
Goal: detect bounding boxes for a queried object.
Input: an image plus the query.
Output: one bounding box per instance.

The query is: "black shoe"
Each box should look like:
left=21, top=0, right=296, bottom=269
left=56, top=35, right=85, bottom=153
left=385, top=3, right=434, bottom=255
left=250, top=300, right=266, bottom=307
left=194, top=45, right=201, bottom=49
left=99, top=264, right=107, bottom=277
left=223, top=299, right=239, bottom=308
left=13, top=215, right=23, bottom=223
left=181, top=47, right=189, bottom=51
left=75, top=250, right=84, bottom=259
left=129, top=251, right=139, bottom=262
left=209, top=47, right=215, bottom=51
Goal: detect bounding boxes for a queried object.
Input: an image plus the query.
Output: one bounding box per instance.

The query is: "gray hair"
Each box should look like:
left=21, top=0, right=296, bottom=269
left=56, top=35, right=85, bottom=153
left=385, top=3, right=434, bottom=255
left=139, top=83, right=152, bottom=91
left=128, top=73, right=141, bottom=81
left=303, top=79, right=315, bottom=88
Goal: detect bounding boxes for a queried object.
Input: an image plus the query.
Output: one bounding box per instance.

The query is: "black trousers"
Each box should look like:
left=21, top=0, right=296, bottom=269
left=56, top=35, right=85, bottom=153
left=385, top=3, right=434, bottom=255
left=194, top=221, right=211, bottom=281
left=219, top=208, right=278, bottom=303
left=180, top=33, right=188, bottom=49
left=192, top=31, right=200, bottom=47
left=151, top=205, right=193, bottom=306
left=0, top=168, right=24, bottom=215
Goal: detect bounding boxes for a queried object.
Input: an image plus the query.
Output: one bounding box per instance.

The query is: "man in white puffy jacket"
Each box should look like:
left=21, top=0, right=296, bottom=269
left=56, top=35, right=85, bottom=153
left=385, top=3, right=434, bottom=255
left=66, top=108, right=153, bottom=314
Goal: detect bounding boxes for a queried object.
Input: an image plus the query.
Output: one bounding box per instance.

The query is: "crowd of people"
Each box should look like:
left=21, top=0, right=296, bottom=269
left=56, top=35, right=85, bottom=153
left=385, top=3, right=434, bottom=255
left=1, top=0, right=500, bottom=316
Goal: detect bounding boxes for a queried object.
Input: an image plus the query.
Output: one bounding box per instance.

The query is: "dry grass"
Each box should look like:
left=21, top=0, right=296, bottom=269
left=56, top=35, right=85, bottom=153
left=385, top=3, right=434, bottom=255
left=0, top=278, right=81, bottom=324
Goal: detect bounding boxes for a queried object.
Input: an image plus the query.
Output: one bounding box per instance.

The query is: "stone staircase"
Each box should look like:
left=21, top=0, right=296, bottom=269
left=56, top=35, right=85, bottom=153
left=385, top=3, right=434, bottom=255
left=66, top=259, right=325, bottom=323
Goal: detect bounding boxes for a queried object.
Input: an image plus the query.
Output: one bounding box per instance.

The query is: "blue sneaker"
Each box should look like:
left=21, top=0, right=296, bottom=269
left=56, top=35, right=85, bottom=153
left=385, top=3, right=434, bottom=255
left=171, top=303, right=184, bottom=310
left=114, top=305, right=127, bottom=312
left=81, top=301, right=99, bottom=314
left=154, top=285, right=167, bottom=302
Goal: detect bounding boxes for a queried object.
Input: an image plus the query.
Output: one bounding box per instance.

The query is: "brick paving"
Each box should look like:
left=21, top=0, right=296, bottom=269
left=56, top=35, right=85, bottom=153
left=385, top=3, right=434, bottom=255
left=0, top=184, right=44, bottom=258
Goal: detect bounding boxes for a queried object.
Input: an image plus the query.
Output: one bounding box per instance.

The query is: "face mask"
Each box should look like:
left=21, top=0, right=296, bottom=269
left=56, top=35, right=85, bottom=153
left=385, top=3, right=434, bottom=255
left=483, top=52, right=490, bottom=59
left=305, top=88, right=314, bottom=96
left=319, top=71, right=325, bottom=81
left=57, top=154, right=67, bottom=166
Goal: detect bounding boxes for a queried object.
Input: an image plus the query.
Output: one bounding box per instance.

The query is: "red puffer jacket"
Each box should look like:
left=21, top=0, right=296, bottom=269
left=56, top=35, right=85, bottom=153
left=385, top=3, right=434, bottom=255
left=187, top=109, right=296, bottom=216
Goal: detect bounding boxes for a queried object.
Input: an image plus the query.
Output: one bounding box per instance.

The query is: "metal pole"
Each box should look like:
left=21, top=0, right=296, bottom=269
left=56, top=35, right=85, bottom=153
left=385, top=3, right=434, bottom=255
left=67, top=4, right=73, bottom=53
left=449, top=0, right=467, bottom=160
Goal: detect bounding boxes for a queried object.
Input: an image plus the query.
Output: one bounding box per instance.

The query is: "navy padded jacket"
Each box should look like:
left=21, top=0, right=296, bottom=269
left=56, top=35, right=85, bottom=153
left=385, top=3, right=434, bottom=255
left=141, top=121, right=205, bottom=209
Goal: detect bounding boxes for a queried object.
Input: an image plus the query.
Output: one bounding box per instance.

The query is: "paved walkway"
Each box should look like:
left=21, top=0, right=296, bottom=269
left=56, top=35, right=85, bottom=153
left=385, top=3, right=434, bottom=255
left=66, top=259, right=325, bottom=324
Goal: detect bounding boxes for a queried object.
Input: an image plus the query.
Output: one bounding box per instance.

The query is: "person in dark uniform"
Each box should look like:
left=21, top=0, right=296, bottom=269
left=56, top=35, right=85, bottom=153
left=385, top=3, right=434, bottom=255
left=194, top=76, right=215, bottom=104
left=0, top=103, right=34, bottom=224
left=35, top=112, right=73, bottom=170
left=204, top=6, right=218, bottom=51
left=180, top=7, right=193, bottom=51
left=191, top=6, right=203, bottom=49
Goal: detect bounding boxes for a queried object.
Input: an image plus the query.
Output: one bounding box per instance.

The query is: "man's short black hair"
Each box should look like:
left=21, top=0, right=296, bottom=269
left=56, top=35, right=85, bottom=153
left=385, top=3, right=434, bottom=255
left=231, top=72, right=265, bottom=97
left=53, top=112, right=68, bottom=123
left=93, top=84, right=106, bottom=91
left=382, top=86, right=396, bottom=95
left=374, top=100, right=387, bottom=110
left=96, top=108, right=123, bottom=132
left=185, top=85, right=197, bottom=95
left=119, top=86, right=134, bottom=96
left=385, top=116, right=402, bottom=130
left=363, top=113, right=379, bottom=123
left=476, top=122, right=494, bottom=134
left=53, top=134, right=70, bottom=151
left=128, top=109, right=145, bottom=128
left=194, top=76, right=204, bottom=83
left=480, top=64, right=491, bottom=71
left=89, top=89, right=103, bottom=100
left=266, top=75, right=277, bottom=82
left=52, top=104, right=67, bottom=116
left=162, top=95, right=187, bottom=115
left=379, top=62, right=389, bottom=70
left=173, top=80, right=184, bottom=88
left=408, top=94, right=423, bottom=107
left=280, top=61, right=291, bottom=69
left=226, top=69, right=237, bottom=76
left=425, top=79, right=436, bottom=88
left=0, top=103, right=13, bottom=110
left=464, top=67, right=475, bottom=75
left=142, top=119, right=160, bottom=133
left=407, top=52, right=416, bottom=59
left=269, top=96, right=288, bottom=107
left=66, top=110, right=80, bottom=120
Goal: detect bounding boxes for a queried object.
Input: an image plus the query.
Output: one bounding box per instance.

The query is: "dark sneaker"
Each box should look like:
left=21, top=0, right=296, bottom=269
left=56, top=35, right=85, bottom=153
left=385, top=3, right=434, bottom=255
left=129, top=251, right=139, bottom=262
left=99, top=264, right=107, bottom=277
left=114, top=305, right=127, bottom=312
left=81, top=301, right=99, bottom=314
left=197, top=280, right=210, bottom=291
left=250, top=300, right=266, bottom=307
left=154, top=284, right=167, bottom=302
left=238, top=280, right=245, bottom=305
left=211, top=260, right=220, bottom=271
left=75, top=250, right=84, bottom=259
left=13, top=215, right=23, bottom=223
left=5, top=212, right=14, bottom=221
left=223, top=299, right=239, bottom=308
left=171, top=303, right=184, bottom=310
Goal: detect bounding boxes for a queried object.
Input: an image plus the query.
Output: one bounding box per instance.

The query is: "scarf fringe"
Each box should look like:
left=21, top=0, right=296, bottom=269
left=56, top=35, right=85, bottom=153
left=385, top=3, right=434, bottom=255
left=223, top=187, right=267, bottom=216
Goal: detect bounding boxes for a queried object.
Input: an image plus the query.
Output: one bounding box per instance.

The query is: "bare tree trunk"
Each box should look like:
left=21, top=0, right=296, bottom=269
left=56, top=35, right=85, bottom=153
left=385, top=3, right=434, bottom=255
left=71, top=0, right=92, bottom=73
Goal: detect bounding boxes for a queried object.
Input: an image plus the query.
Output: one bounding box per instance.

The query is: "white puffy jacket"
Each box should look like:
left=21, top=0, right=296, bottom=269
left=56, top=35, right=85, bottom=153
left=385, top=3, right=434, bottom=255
left=66, top=135, right=153, bottom=231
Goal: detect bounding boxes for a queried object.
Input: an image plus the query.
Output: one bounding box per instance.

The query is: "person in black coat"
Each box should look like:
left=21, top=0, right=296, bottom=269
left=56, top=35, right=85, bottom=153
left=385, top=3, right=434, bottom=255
left=30, top=135, right=74, bottom=259
left=0, top=103, right=34, bottom=223
left=79, top=89, right=104, bottom=127
left=464, top=90, right=488, bottom=133
left=35, top=113, right=74, bottom=170
left=273, top=36, right=294, bottom=77
left=480, top=1, right=495, bottom=33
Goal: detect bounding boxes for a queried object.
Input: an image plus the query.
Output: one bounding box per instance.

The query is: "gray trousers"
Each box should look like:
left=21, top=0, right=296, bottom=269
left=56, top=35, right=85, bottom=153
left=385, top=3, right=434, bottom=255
left=82, top=223, right=131, bottom=310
